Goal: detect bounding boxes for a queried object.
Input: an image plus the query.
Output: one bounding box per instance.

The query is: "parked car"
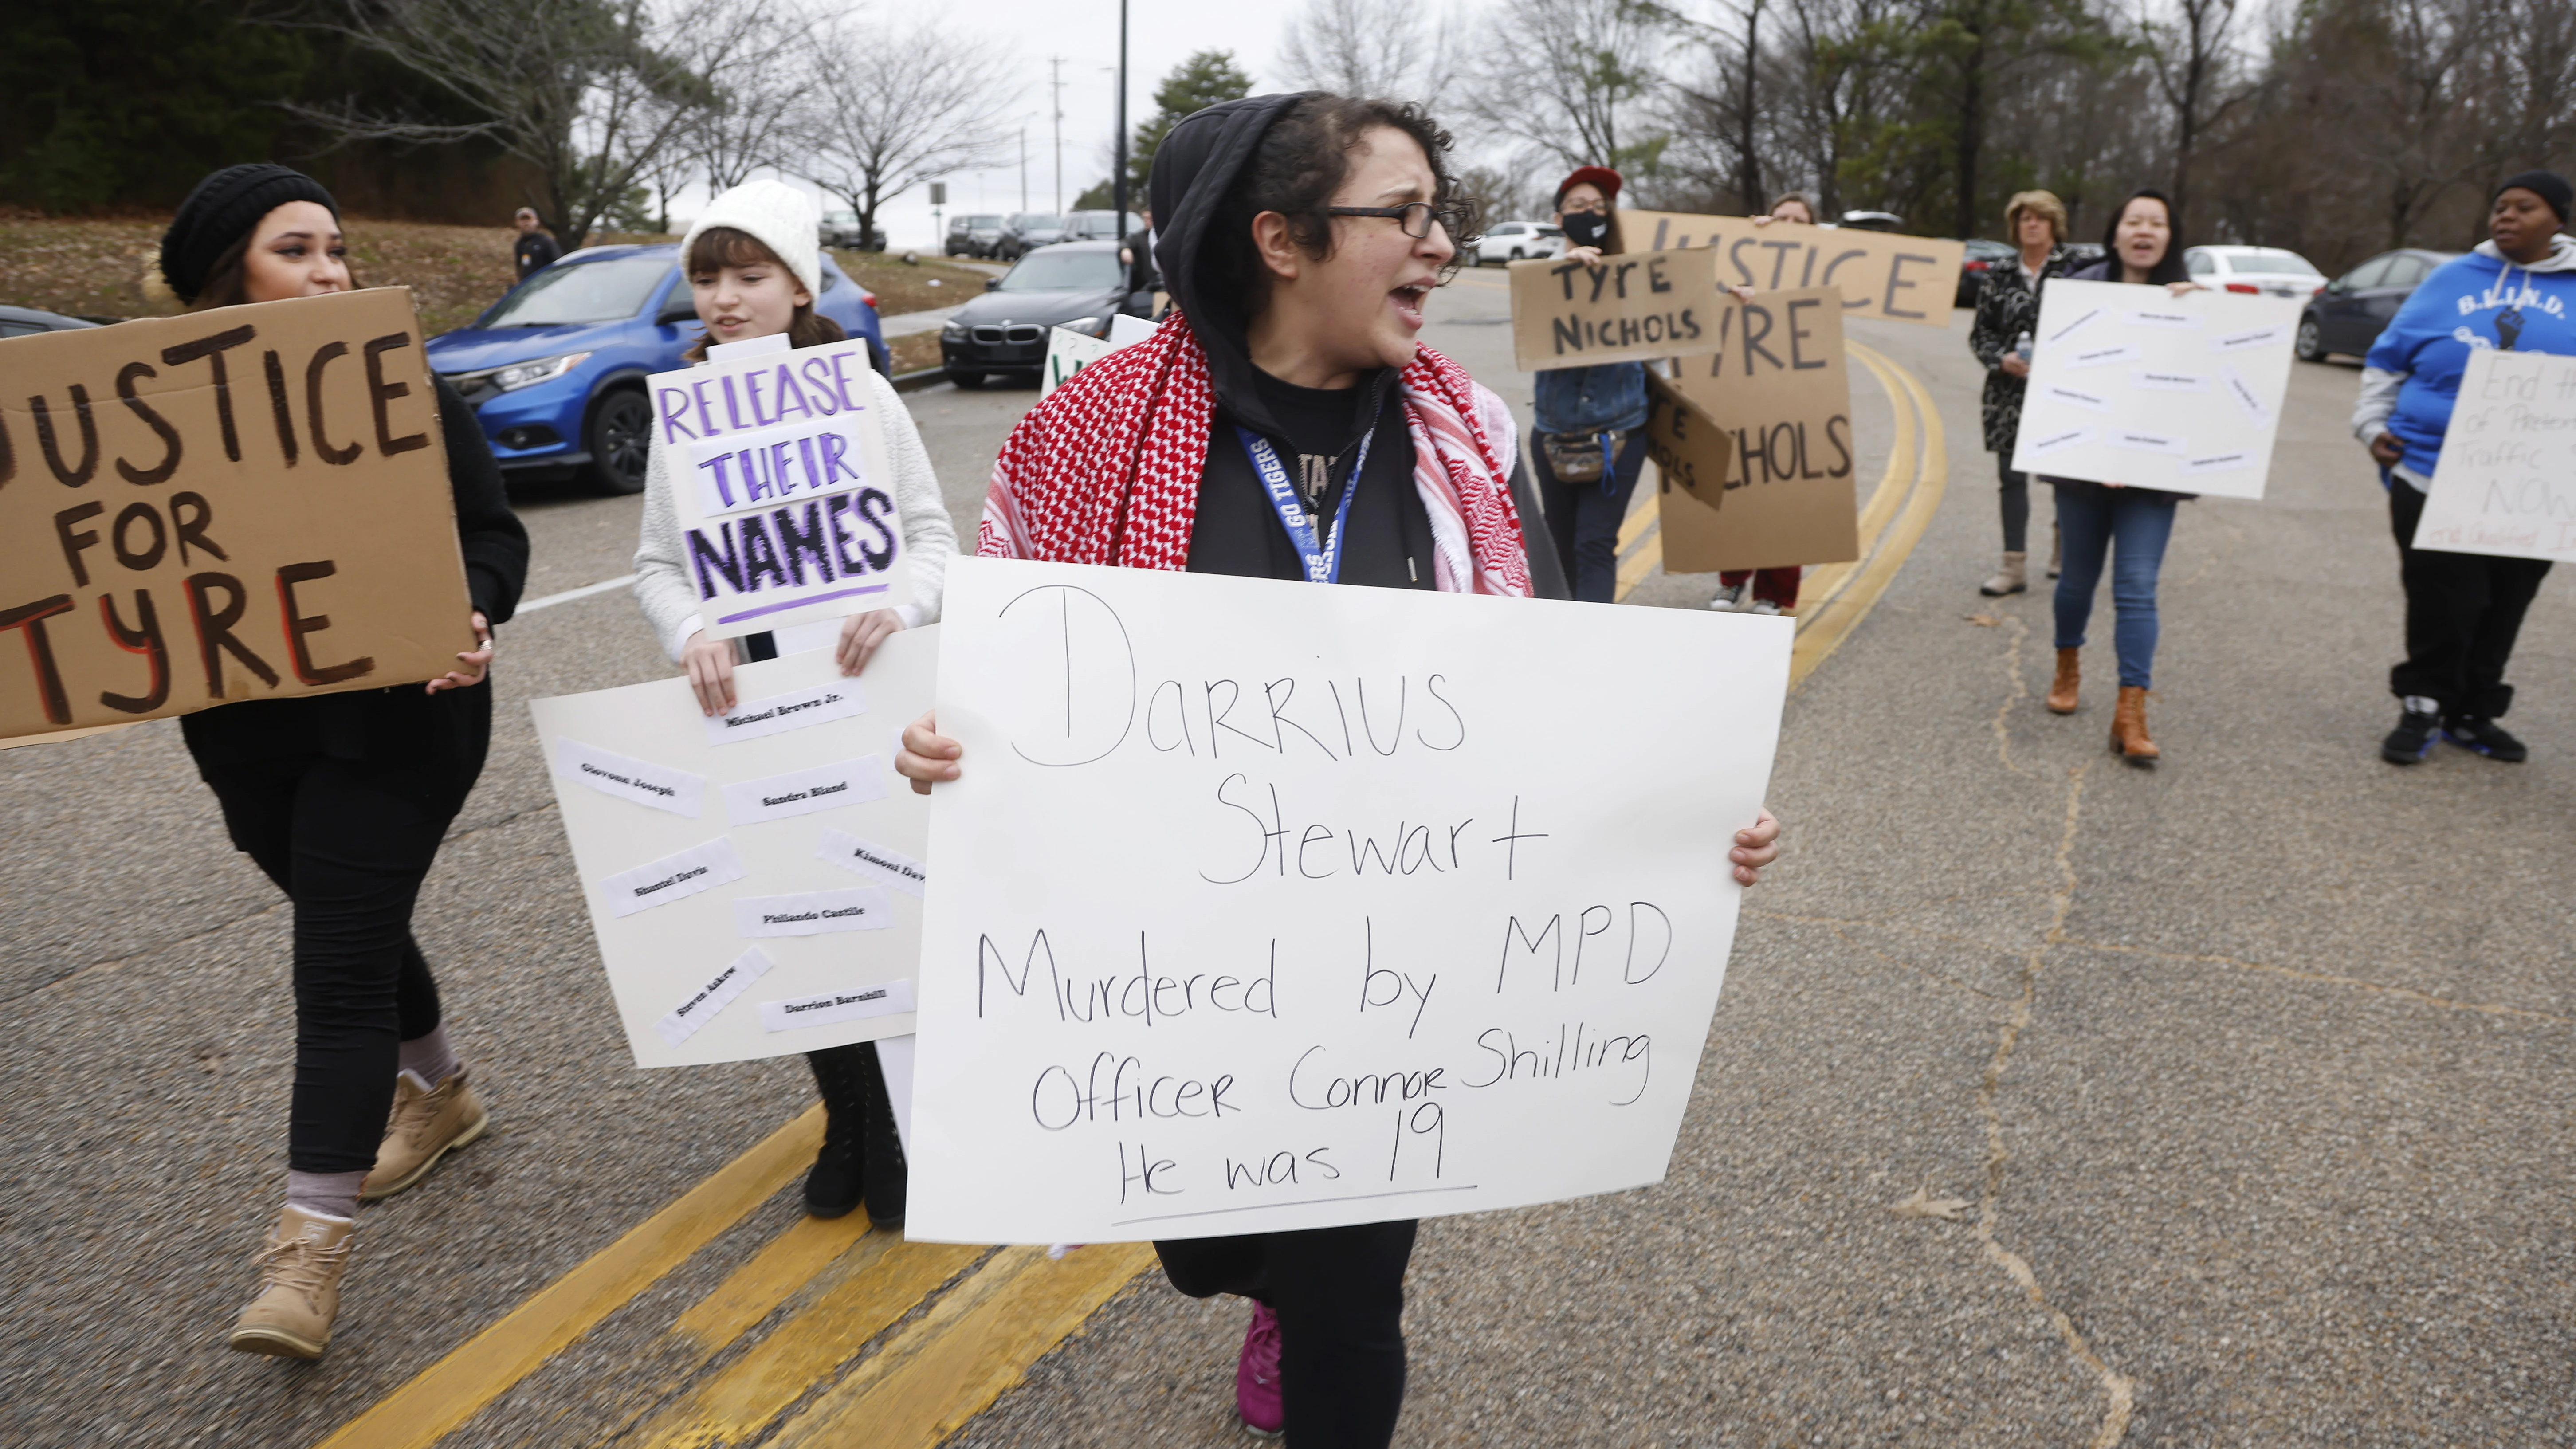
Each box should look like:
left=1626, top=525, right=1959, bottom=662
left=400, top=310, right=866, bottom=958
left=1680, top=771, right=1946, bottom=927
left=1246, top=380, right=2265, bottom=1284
left=2183, top=245, right=2324, bottom=300
left=939, top=240, right=1137, bottom=389
left=1956, top=237, right=2017, bottom=306
left=946, top=213, right=1005, bottom=257
left=424, top=243, right=887, bottom=495
left=1062, top=209, right=1144, bottom=242
left=0, top=304, right=104, bottom=338
left=997, top=212, right=1067, bottom=260
left=2297, top=247, right=2461, bottom=362
left=1838, top=210, right=1906, bottom=232
left=1473, top=220, right=1563, bottom=264
left=819, top=209, right=884, bottom=251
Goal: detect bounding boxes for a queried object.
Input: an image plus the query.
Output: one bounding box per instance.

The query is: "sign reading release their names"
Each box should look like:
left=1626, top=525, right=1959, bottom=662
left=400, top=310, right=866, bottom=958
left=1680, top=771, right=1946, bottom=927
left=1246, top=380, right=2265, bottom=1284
left=2411, top=348, right=2576, bottom=562
left=2008, top=279, right=2302, bottom=499
left=0, top=288, right=475, bottom=740
left=1509, top=248, right=1732, bottom=372
left=905, top=558, right=1790, bottom=1244
left=528, top=635, right=934, bottom=1066
left=1618, top=212, right=1964, bottom=329
left=650, top=334, right=907, bottom=641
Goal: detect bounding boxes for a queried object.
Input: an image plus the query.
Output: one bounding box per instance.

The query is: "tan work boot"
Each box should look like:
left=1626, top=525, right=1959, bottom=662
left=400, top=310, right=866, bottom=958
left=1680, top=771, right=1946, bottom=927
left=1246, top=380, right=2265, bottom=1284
left=361, top=1070, right=489, bottom=1202
left=230, top=1205, right=355, bottom=1359
left=2046, top=648, right=2081, bottom=715
left=1980, top=551, right=2028, bottom=596
left=2111, top=686, right=2160, bottom=762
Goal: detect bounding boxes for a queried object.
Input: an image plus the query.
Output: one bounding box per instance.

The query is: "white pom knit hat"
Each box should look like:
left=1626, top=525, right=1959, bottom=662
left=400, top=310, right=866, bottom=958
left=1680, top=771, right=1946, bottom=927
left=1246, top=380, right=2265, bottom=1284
left=680, top=178, right=823, bottom=298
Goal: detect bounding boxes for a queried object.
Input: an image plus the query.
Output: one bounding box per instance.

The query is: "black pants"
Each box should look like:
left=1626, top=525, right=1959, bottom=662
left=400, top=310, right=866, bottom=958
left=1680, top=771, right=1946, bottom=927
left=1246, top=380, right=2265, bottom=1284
left=1996, top=456, right=2030, bottom=553
left=1157, top=1221, right=1418, bottom=1448
left=1531, top=428, right=1651, bottom=604
left=193, top=747, right=464, bottom=1174
left=2387, top=481, right=2553, bottom=716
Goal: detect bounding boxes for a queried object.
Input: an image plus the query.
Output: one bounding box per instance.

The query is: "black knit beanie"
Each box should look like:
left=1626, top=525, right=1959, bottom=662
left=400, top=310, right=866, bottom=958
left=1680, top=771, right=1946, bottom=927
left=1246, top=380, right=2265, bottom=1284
left=157, top=164, right=340, bottom=304
left=2494, top=169, right=2572, bottom=224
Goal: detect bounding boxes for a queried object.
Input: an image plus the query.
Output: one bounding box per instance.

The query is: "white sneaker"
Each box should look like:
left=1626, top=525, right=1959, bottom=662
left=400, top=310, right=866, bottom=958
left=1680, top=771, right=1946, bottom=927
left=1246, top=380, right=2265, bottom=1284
left=1708, top=581, right=1749, bottom=611
left=1747, top=600, right=1782, bottom=615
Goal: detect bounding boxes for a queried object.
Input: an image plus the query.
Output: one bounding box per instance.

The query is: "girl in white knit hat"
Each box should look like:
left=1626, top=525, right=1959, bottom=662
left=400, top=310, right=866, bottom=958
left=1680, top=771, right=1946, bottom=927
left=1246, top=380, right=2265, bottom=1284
left=632, top=177, right=956, bottom=1226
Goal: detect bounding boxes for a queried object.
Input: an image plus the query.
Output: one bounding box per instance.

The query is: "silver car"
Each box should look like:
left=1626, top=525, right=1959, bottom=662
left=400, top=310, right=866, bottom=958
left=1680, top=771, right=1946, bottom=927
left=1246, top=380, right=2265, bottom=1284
left=2183, top=245, right=2325, bottom=299
left=1473, top=220, right=1563, bottom=264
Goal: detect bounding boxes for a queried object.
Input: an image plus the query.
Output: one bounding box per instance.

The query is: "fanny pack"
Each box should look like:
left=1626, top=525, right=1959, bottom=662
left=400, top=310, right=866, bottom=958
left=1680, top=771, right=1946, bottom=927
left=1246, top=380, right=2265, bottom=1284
left=1541, top=429, right=1626, bottom=486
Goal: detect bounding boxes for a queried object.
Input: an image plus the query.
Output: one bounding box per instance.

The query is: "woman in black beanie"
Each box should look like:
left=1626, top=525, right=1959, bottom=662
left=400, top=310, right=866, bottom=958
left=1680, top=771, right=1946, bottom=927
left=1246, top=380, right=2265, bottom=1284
left=154, top=165, right=531, bottom=1360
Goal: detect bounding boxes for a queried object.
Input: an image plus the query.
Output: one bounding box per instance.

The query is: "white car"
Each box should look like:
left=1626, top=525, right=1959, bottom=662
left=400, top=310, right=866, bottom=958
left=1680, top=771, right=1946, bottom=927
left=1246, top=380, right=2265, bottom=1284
left=1475, top=220, right=1563, bottom=264
left=2183, top=245, right=2325, bottom=299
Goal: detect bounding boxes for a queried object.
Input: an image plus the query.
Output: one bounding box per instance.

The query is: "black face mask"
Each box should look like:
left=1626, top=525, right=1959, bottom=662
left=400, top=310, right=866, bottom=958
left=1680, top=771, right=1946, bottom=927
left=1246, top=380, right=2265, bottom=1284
left=1561, top=210, right=1610, bottom=248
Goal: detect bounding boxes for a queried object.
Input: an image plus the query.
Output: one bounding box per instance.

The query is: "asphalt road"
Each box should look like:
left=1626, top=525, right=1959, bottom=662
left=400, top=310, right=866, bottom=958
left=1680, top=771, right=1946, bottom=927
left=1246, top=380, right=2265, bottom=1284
left=2, top=267, right=2569, bottom=1449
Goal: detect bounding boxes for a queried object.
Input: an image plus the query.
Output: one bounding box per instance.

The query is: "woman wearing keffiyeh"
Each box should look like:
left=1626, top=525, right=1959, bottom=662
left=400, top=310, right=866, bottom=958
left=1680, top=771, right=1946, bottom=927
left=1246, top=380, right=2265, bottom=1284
left=900, top=93, right=1783, bottom=1446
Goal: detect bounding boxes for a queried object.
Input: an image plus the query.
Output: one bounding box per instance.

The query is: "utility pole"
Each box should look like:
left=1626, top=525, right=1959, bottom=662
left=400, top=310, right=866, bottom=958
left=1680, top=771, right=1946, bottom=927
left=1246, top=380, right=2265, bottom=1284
left=1018, top=127, right=1028, bottom=212
left=1049, top=57, right=1067, bottom=215
left=1112, top=0, right=1130, bottom=226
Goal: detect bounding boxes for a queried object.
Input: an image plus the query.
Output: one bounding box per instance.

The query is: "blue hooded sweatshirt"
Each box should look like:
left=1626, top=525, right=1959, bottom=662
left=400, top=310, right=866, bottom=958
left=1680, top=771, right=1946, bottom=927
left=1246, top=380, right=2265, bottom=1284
left=2365, top=240, right=2576, bottom=478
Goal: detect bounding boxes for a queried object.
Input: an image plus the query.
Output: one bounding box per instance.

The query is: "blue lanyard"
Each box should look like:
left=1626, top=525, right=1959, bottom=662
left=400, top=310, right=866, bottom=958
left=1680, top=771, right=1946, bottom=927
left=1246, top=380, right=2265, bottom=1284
left=1236, top=425, right=1371, bottom=584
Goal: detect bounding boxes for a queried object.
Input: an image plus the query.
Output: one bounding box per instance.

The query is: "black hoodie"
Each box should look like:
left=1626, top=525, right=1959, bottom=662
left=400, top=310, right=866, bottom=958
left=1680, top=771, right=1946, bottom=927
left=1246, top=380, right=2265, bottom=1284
left=1146, top=96, right=1568, bottom=598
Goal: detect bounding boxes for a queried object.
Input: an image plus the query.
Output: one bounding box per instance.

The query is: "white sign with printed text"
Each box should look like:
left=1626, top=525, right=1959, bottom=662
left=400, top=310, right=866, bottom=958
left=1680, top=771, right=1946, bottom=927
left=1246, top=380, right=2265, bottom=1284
left=904, top=558, right=1790, bottom=1244
left=529, top=635, right=934, bottom=1066
left=648, top=334, right=908, bottom=640
left=2009, top=279, right=2303, bottom=499
left=2410, top=348, right=2576, bottom=561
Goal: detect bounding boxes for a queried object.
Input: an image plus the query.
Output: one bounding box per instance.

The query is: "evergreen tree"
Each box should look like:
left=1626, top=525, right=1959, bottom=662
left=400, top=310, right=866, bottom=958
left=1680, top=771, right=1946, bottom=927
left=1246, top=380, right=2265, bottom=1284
left=1128, top=51, right=1255, bottom=199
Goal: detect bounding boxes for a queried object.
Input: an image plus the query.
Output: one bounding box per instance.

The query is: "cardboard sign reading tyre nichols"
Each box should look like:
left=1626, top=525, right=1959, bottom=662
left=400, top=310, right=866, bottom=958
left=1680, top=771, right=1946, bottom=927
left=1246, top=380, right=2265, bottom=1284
left=527, top=634, right=935, bottom=1066
left=1508, top=247, right=1734, bottom=372
left=1654, top=288, right=1861, bottom=574
left=0, top=288, right=476, bottom=740
left=651, top=334, right=908, bottom=642
left=903, top=558, right=1790, bottom=1244
left=1617, top=212, right=1964, bottom=329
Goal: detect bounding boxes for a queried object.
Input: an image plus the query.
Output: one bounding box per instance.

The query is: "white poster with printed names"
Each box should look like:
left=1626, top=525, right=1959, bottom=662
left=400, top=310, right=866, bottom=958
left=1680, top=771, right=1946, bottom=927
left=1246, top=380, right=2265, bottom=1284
left=648, top=333, right=910, bottom=641
left=2008, top=279, right=2305, bottom=500
left=2410, top=348, right=2576, bottom=561
left=904, top=558, right=1791, bottom=1245
left=528, top=634, right=935, bottom=1067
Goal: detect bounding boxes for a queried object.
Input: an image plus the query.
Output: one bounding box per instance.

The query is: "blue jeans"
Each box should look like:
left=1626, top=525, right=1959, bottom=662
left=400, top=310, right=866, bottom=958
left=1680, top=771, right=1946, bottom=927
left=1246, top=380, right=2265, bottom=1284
left=1531, top=427, right=1650, bottom=604
left=2052, top=485, right=2177, bottom=689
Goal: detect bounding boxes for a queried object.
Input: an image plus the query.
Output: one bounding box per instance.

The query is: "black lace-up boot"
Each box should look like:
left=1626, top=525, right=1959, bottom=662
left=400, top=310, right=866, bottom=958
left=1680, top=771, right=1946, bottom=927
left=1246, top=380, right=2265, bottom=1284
left=802, top=1045, right=870, bottom=1218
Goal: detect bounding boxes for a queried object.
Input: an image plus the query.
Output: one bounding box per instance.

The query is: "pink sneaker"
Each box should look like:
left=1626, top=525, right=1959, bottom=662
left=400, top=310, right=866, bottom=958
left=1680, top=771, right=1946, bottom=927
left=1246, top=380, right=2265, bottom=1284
left=1235, top=1300, right=1284, bottom=1437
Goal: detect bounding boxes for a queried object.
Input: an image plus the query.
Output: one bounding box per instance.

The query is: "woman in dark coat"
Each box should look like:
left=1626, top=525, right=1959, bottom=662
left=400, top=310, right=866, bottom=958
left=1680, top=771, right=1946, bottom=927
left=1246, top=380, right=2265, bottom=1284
left=150, top=164, right=528, bottom=1360
left=1966, top=189, right=2073, bottom=595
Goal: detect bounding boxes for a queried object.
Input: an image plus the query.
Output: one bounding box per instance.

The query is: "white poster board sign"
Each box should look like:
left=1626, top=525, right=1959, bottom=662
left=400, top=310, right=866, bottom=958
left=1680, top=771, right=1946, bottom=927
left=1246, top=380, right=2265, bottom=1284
left=647, top=334, right=909, bottom=640
left=2008, top=279, right=2303, bottom=499
left=2410, top=348, right=2576, bottom=560
left=528, top=634, right=935, bottom=1067
left=1040, top=314, right=1157, bottom=398
left=906, top=558, right=1790, bottom=1244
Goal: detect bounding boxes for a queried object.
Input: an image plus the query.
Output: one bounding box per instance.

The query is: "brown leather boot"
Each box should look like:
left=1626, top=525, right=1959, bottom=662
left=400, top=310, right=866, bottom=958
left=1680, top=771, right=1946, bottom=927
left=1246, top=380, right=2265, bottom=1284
left=2046, top=648, right=2080, bottom=715
left=2110, top=686, right=2160, bottom=762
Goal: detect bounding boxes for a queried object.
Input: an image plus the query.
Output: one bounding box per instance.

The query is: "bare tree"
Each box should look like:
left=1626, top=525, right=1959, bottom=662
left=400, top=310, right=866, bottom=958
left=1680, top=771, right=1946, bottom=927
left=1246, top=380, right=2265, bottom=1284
left=1461, top=0, right=1670, bottom=180
left=275, top=0, right=782, bottom=246
left=687, top=1, right=833, bottom=189
left=1646, top=0, right=1771, bottom=211
left=1277, top=0, right=1457, bottom=106
left=798, top=20, right=1013, bottom=252
left=2139, top=0, right=2246, bottom=220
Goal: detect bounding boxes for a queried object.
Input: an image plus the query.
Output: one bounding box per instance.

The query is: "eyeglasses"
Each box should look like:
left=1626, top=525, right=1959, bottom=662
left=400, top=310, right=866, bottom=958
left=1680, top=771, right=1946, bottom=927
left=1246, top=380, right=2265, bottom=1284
left=1328, top=203, right=1473, bottom=240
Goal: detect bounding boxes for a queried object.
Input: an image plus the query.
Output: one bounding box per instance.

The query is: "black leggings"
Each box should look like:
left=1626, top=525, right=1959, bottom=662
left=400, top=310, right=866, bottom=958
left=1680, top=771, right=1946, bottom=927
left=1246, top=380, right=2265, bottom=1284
left=2387, top=481, right=2553, bottom=715
left=1997, top=456, right=2030, bottom=553
left=1157, top=1221, right=1418, bottom=1448
left=195, top=750, right=464, bottom=1174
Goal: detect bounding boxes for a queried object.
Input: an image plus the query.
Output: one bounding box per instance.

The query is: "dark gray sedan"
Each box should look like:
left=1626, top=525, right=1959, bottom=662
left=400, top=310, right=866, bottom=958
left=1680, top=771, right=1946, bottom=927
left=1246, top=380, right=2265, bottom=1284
left=2298, top=248, right=2461, bottom=362
left=939, top=242, right=1139, bottom=389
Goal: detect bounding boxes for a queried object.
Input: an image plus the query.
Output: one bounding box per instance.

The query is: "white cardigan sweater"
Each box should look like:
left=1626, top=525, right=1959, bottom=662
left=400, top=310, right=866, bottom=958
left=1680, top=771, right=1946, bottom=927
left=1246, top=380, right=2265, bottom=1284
left=632, top=363, right=956, bottom=660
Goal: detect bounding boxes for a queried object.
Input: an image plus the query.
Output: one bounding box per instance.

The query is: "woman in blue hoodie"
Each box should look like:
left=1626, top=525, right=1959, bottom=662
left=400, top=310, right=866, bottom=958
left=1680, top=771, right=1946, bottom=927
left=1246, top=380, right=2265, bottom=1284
left=2353, top=170, right=2576, bottom=765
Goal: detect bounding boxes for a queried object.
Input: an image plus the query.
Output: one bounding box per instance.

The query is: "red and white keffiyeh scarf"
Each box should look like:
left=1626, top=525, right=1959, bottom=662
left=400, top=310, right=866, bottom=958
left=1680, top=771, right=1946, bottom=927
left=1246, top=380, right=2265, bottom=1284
left=976, top=312, right=1532, bottom=596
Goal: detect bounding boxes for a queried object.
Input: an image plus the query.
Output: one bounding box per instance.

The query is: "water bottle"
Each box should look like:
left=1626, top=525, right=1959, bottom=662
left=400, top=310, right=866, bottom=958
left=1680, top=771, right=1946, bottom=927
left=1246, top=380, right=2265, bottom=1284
left=2014, top=330, right=2033, bottom=363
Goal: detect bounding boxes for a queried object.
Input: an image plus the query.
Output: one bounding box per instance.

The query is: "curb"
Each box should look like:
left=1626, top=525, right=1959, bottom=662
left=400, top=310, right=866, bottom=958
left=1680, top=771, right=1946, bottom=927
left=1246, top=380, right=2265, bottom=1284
left=892, top=367, right=948, bottom=393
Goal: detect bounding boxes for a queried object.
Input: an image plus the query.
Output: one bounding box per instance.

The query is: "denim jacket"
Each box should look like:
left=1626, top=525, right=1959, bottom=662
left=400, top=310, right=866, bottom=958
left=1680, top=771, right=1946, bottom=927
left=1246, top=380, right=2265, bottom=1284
left=1533, top=361, right=1648, bottom=435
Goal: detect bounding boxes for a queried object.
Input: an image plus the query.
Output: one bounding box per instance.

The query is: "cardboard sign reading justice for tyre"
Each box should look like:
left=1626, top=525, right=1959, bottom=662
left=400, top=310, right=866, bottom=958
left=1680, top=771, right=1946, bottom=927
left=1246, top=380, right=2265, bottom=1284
left=1618, top=212, right=1964, bottom=329
left=0, top=288, right=475, bottom=741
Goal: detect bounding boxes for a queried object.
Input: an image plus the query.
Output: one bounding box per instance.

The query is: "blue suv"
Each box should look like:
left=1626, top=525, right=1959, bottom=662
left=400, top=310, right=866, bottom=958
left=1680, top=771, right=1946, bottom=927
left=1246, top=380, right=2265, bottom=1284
left=425, top=243, right=888, bottom=494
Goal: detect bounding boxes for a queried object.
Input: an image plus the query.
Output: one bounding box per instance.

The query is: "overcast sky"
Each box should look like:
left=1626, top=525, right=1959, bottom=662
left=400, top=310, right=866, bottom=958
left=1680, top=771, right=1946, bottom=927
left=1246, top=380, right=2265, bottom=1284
left=676, top=0, right=1300, bottom=249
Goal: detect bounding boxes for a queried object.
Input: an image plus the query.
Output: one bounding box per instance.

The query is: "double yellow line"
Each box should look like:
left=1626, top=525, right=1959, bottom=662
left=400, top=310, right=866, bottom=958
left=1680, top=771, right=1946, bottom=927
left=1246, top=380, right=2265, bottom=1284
left=1614, top=340, right=1948, bottom=689
left=314, top=334, right=1950, bottom=1449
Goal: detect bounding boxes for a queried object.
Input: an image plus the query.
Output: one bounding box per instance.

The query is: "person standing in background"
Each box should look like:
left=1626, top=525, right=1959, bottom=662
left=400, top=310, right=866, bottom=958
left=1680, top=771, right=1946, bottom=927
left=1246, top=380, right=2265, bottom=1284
left=512, top=207, right=560, bottom=279
left=2353, top=169, right=2576, bottom=765
left=146, top=164, right=529, bottom=1361
left=1967, top=191, right=2073, bottom=597
left=1120, top=205, right=1159, bottom=312
left=1531, top=165, right=1652, bottom=604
